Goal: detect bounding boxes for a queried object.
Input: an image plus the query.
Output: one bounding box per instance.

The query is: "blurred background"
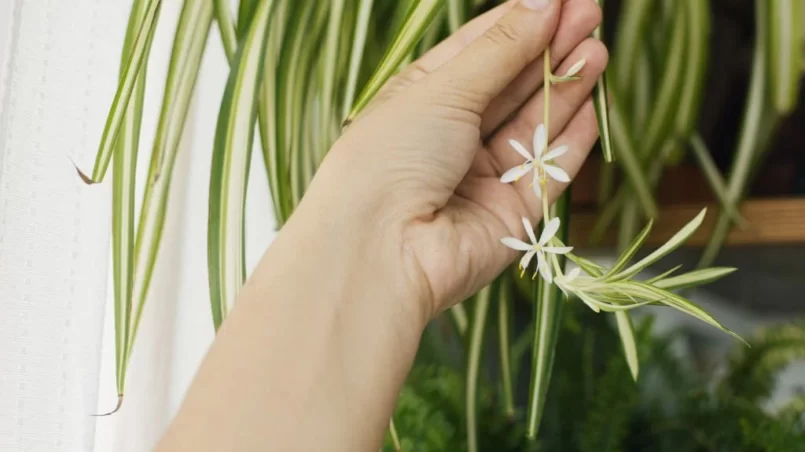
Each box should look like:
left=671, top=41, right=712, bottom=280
left=0, top=0, right=803, bottom=451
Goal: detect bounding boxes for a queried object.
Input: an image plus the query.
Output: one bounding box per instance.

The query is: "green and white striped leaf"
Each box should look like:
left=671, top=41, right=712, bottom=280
left=208, top=0, right=275, bottom=330
left=526, top=191, right=571, bottom=439
left=615, top=209, right=706, bottom=281
left=342, top=0, right=376, bottom=119
left=689, top=133, right=746, bottom=226
left=466, top=284, right=493, bottom=452
left=129, top=0, right=213, bottom=357
left=615, top=311, right=639, bottom=380
left=214, top=0, right=238, bottom=60
left=497, top=278, right=515, bottom=419
left=674, top=0, right=710, bottom=139
left=346, top=0, right=445, bottom=122
left=592, top=0, right=613, bottom=163
left=767, top=0, right=802, bottom=114
left=80, top=0, right=161, bottom=184
left=652, top=267, right=737, bottom=291
left=640, top=0, right=686, bottom=158
left=700, top=0, right=778, bottom=267
left=612, top=0, right=651, bottom=95
left=606, top=219, right=653, bottom=278
left=110, top=0, right=157, bottom=406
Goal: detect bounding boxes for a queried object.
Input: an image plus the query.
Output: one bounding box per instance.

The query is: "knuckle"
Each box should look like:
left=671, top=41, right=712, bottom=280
left=485, top=21, right=521, bottom=46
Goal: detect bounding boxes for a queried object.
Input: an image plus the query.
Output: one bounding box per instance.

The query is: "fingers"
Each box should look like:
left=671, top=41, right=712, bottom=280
left=351, top=1, right=517, bottom=123
left=480, top=0, right=602, bottom=137
left=488, top=38, right=608, bottom=177
left=423, top=0, right=562, bottom=115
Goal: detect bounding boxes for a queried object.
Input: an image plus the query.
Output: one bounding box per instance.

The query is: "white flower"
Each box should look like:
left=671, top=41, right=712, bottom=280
left=501, top=216, right=573, bottom=284
left=499, top=124, right=571, bottom=198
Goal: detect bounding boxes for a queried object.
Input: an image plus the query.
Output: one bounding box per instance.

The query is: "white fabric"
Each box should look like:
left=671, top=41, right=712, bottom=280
left=0, top=1, right=276, bottom=451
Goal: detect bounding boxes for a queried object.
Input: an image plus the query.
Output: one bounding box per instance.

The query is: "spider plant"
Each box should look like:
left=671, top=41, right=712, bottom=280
left=83, top=0, right=802, bottom=446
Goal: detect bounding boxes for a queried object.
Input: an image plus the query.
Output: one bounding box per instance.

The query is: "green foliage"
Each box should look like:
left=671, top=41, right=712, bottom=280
left=389, top=305, right=805, bottom=451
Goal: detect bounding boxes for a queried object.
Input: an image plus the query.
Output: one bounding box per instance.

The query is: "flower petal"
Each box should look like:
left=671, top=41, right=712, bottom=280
left=533, top=124, right=547, bottom=157
left=539, top=217, right=561, bottom=245
left=543, top=246, right=573, bottom=254
left=542, top=145, right=568, bottom=162
left=564, top=58, right=586, bottom=77
left=521, top=217, right=538, bottom=245
left=500, top=164, right=532, bottom=183
left=543, top=164, right=571, bottom=183
left=508, top=139, right=534, bottom=161
left=520, top=249, right=537, bottom=271
left=537, top=252, right=552, bottom=284
left=501, top=237, right=532, bottom=251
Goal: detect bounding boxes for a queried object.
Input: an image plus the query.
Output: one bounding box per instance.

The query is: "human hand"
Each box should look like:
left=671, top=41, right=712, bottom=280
left=291, top=0, right=606, bottom=323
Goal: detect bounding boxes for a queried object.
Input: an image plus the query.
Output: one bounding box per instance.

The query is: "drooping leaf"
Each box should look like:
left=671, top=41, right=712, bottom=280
left=129, top=0, right=214, bottom=355
left=699, top=1, right=779, bottom=267
left=526, top=190, right=571, bottom=438
left=214, top=0, right=238, bottom=61
left=346, top=0, right=445, bottom=122
left=592, top=0, right=614, bottom=163
left=208, top=0, right=276, bottom=330
left=689, top=133, right=746, bottom=226
left=497, top=278, right=515, bottom=419
left=342, top=0, right=376, bottom=119
left=466, top=284, right=494, bottom=452
left=111, top=0, right=159, bottom=403
left=767, top=0, right=802, bottom=114
left=615, top=311, right=639, bottom=380
left=79, top=0, right=162, bottom=184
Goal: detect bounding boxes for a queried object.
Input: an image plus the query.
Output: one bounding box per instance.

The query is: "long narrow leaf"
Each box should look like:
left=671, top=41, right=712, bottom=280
left=592, top=0, right=613, bottom=162
left=208, top=0, right=275, bottom=330
left=606, top=219, right=653, bottom=278
left=689, top=133, right=746, bottom=226
left=497, top=278, right=515, bottom=419
left=767, top=0, right=802, bottom=114
left=700, top=1, right=777, bottom=267
left=446, top=0, right=466, bottom=33
left=111, top=0, right=158, bottom=406
left=612, top=0, right=651, bottom=95
left=615, top=311, right=639, bottom=380
left=672, top=0, right=710, bottom=151
left=346, top=0, right=445, bottom=122
left=640, top=0, right=687, bottom=158
left=342, top=0, right=375, bottom=120
left=237, top=0, right=261, bottom=38
left=78, top=0, right=161, bottom=184
left=609, top=94, right=659, bottom=218
left=653, top=267, right=737, bottom=291
left=616, top=208, right=706, bottom=281
left=466, top=284, right=493, bottom=452
left=526, top=190, right=571, bottom=438
left=319, top=0, right=347, bottom=158
left=214, top=0, right=238, bottom=60
left=129, top=0, right=213, bottom=355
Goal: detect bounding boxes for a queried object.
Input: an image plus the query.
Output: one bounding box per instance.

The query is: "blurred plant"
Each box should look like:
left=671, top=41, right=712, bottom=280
left=81, top=0, right=803, bottom=449
left=384, top=308, right=805, bottom=451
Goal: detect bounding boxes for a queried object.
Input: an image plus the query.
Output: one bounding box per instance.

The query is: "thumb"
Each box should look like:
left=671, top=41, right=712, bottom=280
left=426, top=0, right=560, bottom=114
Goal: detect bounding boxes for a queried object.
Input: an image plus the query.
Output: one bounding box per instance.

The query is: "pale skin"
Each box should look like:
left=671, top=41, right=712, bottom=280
left=155, top=0, right=607, bottom=450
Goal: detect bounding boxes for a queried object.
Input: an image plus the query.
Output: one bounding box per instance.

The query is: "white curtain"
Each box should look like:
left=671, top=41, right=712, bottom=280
left=0, top=1, right=276, bottom=451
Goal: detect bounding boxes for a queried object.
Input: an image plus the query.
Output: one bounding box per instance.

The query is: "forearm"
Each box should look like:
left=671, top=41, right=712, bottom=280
left=156, top=194, right=427, bottom=451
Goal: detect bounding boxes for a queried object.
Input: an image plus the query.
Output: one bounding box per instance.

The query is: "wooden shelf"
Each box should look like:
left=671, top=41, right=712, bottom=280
left=570, top=198, right=805, bottom=247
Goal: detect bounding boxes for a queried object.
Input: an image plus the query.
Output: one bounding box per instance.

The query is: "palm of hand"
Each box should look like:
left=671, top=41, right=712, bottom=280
left=329, top=0, right=607, bottom=316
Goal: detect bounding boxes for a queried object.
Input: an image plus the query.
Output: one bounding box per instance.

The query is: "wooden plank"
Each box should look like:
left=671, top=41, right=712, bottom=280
left=570, top=198, right=805, bottom=247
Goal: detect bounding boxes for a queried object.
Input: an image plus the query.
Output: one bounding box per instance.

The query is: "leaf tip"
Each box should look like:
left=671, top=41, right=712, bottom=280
left=69, top=156, right=97, bottom=185
left=91, top=394, right=123, bottom=416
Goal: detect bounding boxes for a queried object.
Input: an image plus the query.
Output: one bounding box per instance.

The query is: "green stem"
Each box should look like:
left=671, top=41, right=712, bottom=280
left=466, top=284, right=493, bottom=452
left=498, top=278, right=515, bottom=419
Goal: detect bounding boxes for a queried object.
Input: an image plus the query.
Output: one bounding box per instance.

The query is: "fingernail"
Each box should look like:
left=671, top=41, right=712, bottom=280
left=522, top=0, right=551, bottom=10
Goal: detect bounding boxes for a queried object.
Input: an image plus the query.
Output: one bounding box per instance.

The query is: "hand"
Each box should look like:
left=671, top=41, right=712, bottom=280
left=158, top=2, right=609, bottom=450
left=300, top=0, right=607, bottom=319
